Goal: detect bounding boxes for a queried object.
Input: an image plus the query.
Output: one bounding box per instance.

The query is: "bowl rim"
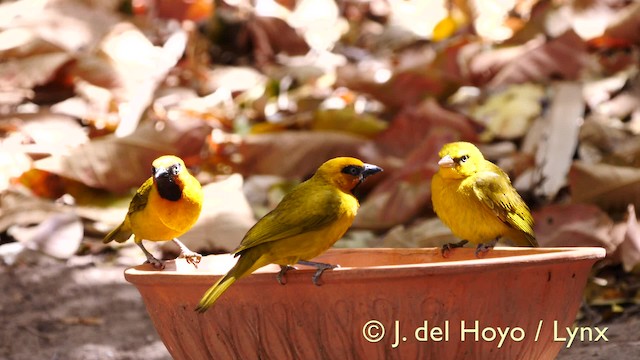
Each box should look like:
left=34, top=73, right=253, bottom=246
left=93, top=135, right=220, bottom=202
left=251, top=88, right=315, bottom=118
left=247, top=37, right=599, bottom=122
left=124, top=247, right=606, bottom=285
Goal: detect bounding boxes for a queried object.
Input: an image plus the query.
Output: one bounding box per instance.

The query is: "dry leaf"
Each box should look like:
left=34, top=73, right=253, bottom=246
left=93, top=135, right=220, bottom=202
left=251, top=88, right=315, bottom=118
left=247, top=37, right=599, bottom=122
left=382, top=218, right=457, bottom=248
left=161, top=174, right=256, bottom=255
left=0, top=150, right=31, bottom=192
left=228, top=131, right=370, bottom=178
left=471, top=83, right=544, bottom=140
left=100, top=23, right=188, bottom=137
left=569, top=161, right=640, bottom=212
left=619, top=204, right=640, bottom=271
left=0, top=0, right=120, bottom=54
left=467, top=30, right=589, bottom=87
left=0, top=53, right=72, bottom=90
left=374, top=98, right=478, bottom=159
left=337, top=40, right=467, bottom=108
left=603, top=1, right=640, bottom=45
left=533, top=203, right=618, bottom=254
left=533, top=82, right=583, bottom=200
left=1, top=190, right=82, bottom=259
left=8, top=212, right=83, bottom=260
left=10, top=113, right=89, bottom=154
left=312, top=108, right=387, bottom=137
left=34, top=119, right=211, bottom=193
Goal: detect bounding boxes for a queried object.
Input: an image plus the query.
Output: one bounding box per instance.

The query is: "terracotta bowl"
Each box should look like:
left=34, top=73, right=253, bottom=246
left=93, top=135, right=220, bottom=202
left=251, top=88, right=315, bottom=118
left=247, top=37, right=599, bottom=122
left=125, top=247, right=605, bottom=360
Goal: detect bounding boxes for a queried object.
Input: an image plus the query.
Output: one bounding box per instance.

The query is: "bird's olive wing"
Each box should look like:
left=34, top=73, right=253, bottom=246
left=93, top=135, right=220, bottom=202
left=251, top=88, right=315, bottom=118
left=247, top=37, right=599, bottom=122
left=472, top=170, right=534, bottom=235
left=233, top=187, right=341, bottom=254
left=127, top=177, right=153, bottom=215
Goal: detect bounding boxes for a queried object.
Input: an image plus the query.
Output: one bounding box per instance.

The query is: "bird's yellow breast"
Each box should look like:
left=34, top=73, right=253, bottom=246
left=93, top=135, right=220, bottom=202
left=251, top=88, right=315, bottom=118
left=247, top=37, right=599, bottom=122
left=130, top=176, right=203, bottom=241
left=264, top=189, right=359, bottom=266
left=432, top=172, right=511, bottom=244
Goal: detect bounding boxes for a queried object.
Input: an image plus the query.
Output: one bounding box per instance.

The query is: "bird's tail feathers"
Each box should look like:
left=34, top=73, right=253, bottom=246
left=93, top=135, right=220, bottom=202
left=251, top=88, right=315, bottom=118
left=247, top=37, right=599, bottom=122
left=103, top=222, right=132, bottom=244
left=507, top=230, right=538, bottom=247
left=195, top=250, right=263, bottom=313
left=524, top=232, right=538, bottom=247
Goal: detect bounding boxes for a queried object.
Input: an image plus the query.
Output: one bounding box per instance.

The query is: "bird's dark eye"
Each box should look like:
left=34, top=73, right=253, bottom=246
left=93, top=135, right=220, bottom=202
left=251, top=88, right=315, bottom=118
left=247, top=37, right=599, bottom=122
left=151, top=166, right=156, bottom=175
left=341, top=165, right=362, bottom=176
left=460, top=155, right=469, bottom=163
left=171, top=163, right=181, bottom=175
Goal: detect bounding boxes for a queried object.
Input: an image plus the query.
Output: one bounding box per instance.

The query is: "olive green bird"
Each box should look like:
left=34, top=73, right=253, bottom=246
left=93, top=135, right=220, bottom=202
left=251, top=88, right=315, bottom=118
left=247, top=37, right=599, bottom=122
left=195, top=157, right=383, bottom=313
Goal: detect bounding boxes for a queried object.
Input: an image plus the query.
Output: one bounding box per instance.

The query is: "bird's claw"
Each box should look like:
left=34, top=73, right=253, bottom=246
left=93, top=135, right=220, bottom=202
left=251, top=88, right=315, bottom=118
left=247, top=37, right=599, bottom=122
left=276, top=265, right=297, bottom=285
left=441, top=240, right=469, bottom=257
left=146, top=257, right=166, bottom=270
left=474, top=239, right=498, bottom=257
left=179, top=251, right=202, bottom=269
left=311, top=264, right=338, bottom=286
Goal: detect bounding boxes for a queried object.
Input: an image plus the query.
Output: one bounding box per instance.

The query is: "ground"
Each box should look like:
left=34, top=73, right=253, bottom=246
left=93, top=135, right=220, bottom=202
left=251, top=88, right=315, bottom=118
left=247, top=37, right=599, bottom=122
left=2, top=254, right=638, bottom=360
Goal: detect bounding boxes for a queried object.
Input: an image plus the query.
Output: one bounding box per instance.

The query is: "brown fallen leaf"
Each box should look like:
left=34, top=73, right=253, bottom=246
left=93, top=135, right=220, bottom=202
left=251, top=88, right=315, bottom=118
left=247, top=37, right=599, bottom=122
left=33, top=119, right=212, bottom=193
left=223, top=130, right=370, bottom=178
left=99, top=23, right=188, bottom=137
left=1, top=190, right=83, bottom=259
left=569, top=161, right=640, bottom=212
left=467, top=30, right=589, bottom=88
left=0, top=53, right=72, bottom=91
left=533, top=203, right=618, bottom=255
left=618, top=204, right=640, bottom=271
left=603, top=1, right=640, bottom=45
left=7, top=113, right=89, bottom=155
left=337, top=39, right=468, bottom=108
left=382, top=218, right=457, bottom=249
left=0, top=0, right=120, bottom=54
left=374, top=98, right=478, bottom=159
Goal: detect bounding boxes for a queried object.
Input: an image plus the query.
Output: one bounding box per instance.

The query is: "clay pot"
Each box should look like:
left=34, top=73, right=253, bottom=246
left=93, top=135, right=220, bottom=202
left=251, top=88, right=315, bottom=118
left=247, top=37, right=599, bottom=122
left=125, top=247, right=605, bottom=360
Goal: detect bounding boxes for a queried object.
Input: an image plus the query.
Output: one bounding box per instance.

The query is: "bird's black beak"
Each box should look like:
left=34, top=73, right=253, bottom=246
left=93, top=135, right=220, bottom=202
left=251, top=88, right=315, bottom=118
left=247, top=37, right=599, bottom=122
left=361, top=163, right=383, bottom=179
left=154, top=167, right=171, bottom=180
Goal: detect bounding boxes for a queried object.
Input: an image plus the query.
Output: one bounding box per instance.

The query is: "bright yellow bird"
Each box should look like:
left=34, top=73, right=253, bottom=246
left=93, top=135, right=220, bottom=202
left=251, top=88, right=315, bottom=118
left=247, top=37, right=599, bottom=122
left=104, top=155, right=203, bottom=269
left=431, top=142, right=537, bottom=256
left=195, top=157, right=382, bottom=313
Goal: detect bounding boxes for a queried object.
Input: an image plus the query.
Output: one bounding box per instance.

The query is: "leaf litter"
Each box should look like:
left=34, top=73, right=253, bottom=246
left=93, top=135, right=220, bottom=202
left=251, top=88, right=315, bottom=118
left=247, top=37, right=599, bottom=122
left=1, top=0, right=640, bottom=358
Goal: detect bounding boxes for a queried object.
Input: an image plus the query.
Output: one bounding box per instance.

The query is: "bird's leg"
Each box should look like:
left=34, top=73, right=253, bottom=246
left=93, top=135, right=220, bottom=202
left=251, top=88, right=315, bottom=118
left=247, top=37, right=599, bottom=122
left=441, top=240, right=469, bottom=257
left=297, top=260, right=339, bottom=286
left=135, top=238, right=165, bottom=269
left=172, top=238, right=202, bottom=269
left=475, top=238, right=499, bottom=257
left=276, top=265, right=296, bottom=285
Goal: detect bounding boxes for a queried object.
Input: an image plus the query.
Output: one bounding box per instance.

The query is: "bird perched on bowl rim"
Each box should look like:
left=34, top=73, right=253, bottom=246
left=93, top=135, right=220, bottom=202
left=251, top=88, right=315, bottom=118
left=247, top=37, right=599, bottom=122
left=103, top=155, right=203, bottom=269
left=195, top=157, right=383, bottom=313
left=431, top=141, right=537, bottom=256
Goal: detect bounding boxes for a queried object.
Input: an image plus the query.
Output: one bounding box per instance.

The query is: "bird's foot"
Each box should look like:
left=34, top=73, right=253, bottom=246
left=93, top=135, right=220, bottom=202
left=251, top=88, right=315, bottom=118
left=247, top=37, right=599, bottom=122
left=136, top=241, right=165, bottom=269
left=145, top=256, right=166, bottom=270
left=179, top=250, right=202, bottom=269
left=297, top=260, right=339, bottom=286
left=276, top=265, right=297, bottom=285
left=172, top=238, right=201, bottom=269
left=474, top=238, right=499, bottom=257
left=441, top=240, right=469, bottom=257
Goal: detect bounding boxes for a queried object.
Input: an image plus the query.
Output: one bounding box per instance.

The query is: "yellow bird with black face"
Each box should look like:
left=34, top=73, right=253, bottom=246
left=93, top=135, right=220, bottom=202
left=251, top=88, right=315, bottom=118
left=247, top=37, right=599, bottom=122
left=431, top=142, right=537, bottom=256
left=103, top=155, right=203, bottom=269
left=195, top=157, right=382, bottom=313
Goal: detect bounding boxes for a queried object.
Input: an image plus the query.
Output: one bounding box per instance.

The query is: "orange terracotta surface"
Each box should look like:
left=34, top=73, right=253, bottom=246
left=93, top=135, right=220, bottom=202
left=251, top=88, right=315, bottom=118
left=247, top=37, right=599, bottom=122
left=125, top=247, right=605, bottom=360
